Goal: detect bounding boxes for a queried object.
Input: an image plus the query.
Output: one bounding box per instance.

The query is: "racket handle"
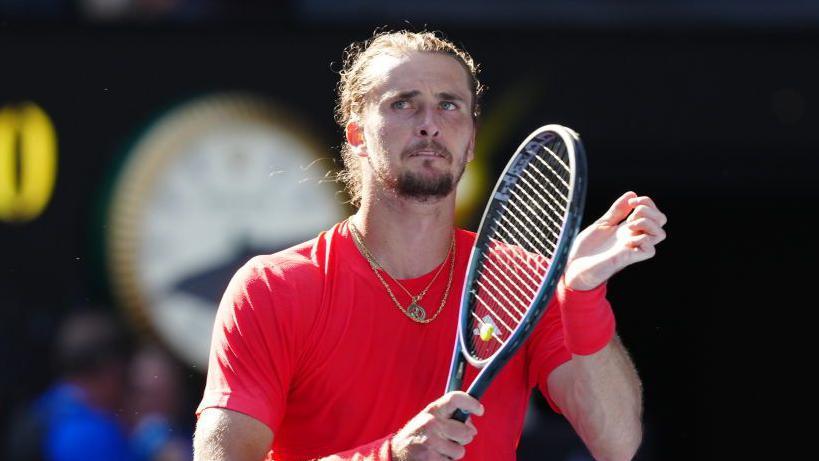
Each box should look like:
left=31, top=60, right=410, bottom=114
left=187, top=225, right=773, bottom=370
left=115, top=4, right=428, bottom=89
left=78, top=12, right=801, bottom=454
left=451, top=408, right=470, bottom=422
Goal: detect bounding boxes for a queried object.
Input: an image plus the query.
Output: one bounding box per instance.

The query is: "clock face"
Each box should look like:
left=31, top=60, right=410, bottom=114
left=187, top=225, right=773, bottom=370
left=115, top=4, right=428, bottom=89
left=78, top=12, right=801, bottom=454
left=107, top=94, right=346, bottom=369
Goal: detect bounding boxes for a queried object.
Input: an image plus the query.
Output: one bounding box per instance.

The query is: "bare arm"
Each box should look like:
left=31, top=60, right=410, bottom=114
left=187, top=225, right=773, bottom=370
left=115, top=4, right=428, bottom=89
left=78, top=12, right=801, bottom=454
left=547, top=192, right=665, bottom=459
left=193, top=408, right=273, bottom=461
left=547, top=335, right=642, bottom=461
left=194, top=393, right=481, bottom=461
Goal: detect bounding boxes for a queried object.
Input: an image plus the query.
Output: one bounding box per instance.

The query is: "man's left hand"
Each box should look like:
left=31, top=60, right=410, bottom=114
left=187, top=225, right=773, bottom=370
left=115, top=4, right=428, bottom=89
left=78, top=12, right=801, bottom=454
left=563, top=191, right=668, bottom=291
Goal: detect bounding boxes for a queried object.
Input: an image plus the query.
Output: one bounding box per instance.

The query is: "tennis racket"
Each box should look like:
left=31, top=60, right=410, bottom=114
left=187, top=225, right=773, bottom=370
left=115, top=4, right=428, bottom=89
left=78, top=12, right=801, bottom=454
left=445, top=124, right=587, bottom=422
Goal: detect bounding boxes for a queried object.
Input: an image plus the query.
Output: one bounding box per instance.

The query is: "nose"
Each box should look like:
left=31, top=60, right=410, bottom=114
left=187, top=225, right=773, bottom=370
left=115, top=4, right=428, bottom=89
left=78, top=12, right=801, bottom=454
left=416, top=107, right=440, bottom=138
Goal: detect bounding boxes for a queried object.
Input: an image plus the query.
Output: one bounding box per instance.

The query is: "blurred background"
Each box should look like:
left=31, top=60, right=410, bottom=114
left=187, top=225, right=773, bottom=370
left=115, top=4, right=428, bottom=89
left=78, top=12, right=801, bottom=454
left=1, top=0, right=814, bottom=460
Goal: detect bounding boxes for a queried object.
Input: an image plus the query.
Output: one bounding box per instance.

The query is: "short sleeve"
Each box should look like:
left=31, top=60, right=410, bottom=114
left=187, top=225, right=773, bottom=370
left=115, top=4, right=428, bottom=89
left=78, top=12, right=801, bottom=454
left=524, top=297, right=571, bottom=414
left=196, top=256, right=303, bottom=433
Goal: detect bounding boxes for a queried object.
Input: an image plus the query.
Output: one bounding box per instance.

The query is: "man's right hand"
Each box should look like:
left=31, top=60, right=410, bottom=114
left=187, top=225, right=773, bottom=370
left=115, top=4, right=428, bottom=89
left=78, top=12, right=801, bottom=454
left=390, top=392, right=484, bottom=461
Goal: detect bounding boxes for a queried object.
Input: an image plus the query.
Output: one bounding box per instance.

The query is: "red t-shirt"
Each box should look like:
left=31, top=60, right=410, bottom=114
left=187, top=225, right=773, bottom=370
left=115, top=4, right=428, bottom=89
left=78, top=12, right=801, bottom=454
left=197, top=221, right=575, bottom=460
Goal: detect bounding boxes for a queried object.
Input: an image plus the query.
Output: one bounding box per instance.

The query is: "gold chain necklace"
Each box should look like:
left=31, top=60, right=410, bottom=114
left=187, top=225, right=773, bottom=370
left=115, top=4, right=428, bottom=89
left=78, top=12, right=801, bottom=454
left=352, top=224, right=452, bottom=303
left=349, top=222, right=455, bottom=323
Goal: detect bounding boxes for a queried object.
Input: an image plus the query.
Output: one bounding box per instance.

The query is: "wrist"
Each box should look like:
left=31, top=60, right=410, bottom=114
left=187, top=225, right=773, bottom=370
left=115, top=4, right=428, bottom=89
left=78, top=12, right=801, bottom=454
left=557, top=277, right=616, bottom=355
left=563, top=272, right=605, bottom=292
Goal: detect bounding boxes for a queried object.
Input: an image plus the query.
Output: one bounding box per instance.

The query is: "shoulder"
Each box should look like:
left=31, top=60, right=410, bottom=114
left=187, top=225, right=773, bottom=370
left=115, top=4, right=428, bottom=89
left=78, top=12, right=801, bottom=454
left=243, top=240, right=321, bottom=283
left=230, top=235, right=327, bottom=296
left=219, top=229, right=340, bottom=327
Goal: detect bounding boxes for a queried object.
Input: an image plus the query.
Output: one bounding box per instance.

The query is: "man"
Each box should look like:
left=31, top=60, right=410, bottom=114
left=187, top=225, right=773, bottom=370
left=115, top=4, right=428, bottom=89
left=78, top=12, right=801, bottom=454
left=194, top=30, right=667, bottom=461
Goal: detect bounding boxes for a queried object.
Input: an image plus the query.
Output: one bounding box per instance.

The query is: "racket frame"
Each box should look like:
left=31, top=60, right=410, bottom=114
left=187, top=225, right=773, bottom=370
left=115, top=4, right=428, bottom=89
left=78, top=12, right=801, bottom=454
left=445, top=124, right=588, bottom=402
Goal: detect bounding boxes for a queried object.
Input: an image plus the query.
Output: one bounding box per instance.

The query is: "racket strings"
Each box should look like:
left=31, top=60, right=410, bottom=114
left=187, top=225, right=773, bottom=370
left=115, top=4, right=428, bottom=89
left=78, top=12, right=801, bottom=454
left=470, top=294, right=516, bottom=334
left=498, top=201, right=556, bottom=253
left=489, top=218, right=550, bottom=274
left=478, top=243, right=544, bottom=302
left=481, top=253, right=538, bottom=299
left=495, top=211, right=554, bottom=256
left=474, top=275, right=525, bottom=320
left=475, top=265, right=530, bottom=317
left=508, top=188, right=561, bottom=239
left=523, top=166, right=568, bottom=212
left=516, top=173, right=565, bottom=227
left=466, top=136, right=572, bottom=361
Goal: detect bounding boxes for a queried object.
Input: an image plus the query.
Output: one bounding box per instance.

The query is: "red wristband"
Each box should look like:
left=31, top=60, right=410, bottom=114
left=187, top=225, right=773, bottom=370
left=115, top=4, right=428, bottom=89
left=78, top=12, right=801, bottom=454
left=557, top=278, right=616, bottom=355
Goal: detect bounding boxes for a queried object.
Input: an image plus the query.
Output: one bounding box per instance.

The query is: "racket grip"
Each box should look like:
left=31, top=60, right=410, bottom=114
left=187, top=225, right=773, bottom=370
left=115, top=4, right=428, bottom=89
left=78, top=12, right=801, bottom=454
left=451, top=408, right=470, bottom=422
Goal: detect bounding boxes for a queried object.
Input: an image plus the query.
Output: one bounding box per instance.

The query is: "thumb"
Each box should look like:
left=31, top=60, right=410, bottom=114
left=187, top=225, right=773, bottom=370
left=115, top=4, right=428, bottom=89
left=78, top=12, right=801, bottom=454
left=597, top=191, right=638, bottom=225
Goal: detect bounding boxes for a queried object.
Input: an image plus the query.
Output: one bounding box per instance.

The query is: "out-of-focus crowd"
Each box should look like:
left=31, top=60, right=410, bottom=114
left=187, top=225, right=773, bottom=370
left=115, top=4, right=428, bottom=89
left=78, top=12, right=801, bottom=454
left=4, top=309, right=193, bottom=461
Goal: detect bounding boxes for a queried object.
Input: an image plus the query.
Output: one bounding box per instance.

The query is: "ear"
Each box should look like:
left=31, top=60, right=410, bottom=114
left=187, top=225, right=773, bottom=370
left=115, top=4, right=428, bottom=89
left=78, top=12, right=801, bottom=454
left=345, top=121, right=368, bottom=157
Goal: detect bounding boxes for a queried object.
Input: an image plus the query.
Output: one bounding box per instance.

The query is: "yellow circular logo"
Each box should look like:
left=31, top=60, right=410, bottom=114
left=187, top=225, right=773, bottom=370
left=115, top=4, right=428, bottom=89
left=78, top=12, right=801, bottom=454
left=0, top=102, right=57, bottom=223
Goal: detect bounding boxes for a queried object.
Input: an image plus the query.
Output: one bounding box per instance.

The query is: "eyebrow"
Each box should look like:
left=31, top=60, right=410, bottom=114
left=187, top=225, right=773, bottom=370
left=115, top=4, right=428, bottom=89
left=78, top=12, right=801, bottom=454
left=437, top=92, right=467, bottom=103
left=384, top=90, right=468, bottom=103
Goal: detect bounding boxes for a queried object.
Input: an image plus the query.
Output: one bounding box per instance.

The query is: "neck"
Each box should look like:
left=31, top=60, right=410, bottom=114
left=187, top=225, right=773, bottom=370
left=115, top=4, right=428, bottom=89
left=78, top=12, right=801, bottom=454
left=351, top=186, right=456, bottom=279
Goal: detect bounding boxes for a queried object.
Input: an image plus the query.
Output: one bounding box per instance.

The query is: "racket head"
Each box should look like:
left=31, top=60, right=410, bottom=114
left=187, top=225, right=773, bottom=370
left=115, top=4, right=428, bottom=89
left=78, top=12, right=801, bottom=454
left=447, top=124, right=586, bottom=396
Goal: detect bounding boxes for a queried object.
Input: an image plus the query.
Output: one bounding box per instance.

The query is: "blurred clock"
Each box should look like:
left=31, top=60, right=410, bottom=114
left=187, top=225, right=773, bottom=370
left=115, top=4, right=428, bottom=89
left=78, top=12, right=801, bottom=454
left=106, top=93, right=345, bottom=369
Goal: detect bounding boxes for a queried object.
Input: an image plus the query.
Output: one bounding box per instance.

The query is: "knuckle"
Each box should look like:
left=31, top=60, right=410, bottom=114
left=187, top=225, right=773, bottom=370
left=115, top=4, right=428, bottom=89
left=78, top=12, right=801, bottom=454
left=409, top=445, right=432, bottom=461
left=424, top=401, right=440, bottom=414
left=406, top=444, right=420, bottom=455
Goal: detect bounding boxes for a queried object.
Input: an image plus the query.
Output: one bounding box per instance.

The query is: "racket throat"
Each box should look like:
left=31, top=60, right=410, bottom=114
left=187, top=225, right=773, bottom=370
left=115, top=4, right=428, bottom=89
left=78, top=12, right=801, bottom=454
left=446, top=358, right=467, bottom=393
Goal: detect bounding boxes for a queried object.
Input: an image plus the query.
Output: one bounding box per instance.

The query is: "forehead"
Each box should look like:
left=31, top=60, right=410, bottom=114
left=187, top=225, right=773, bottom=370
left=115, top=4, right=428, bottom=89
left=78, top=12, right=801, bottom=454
left=364, top=51, right=472, bottom=101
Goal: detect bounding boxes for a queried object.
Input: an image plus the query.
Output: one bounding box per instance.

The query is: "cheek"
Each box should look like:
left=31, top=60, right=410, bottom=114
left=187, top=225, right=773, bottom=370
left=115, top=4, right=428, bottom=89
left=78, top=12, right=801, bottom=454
left=361, top=115, right=385, bottom=150
left=440, top=111, right=472, bottom=132
left=373, top=117, right=407, bottom=148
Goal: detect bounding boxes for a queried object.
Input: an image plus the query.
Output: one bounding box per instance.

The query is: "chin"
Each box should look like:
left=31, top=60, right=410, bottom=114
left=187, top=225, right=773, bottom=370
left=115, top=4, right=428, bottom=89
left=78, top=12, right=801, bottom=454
left=394, top=171, right=455, bottom=201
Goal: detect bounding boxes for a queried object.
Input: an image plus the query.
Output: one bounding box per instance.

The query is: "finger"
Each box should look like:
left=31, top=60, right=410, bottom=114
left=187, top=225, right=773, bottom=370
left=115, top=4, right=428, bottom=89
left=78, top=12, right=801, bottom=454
left=627, top=195, right=657, bottom=210
left=437, top=418, right=477, bottom=445
left=598, top=191, right=638, bottom=226
left=627, top=218, right=667, bottom=241
left=624, top=235, right=657, bottom=262
left=433, top=392, right=484, bottom=418
left=626, top=204, right=667, bottom=226
left=626, top=233, right=652, bottom=248
left=465, top=418, right=477, bottom=434
left=626, top=196, right=667, bottom=225
left=428, top=436, right=467, bottom=460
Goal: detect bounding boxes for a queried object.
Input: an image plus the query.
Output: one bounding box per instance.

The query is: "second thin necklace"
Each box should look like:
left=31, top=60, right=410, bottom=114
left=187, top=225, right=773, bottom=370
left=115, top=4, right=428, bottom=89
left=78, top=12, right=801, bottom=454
left=349, top=222, right=455, bottom=323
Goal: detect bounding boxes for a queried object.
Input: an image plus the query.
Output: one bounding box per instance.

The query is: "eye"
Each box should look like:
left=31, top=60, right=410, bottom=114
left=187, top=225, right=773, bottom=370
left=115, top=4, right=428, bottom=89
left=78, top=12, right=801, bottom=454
left=391, top=100, right=411, bottom=110
left=440, top=101, right=458, bottom=111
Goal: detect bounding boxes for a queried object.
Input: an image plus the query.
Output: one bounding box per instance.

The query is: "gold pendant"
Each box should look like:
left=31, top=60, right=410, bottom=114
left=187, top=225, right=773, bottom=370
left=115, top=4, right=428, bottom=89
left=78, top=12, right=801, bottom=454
left=407, top=301, right=427, bottom=321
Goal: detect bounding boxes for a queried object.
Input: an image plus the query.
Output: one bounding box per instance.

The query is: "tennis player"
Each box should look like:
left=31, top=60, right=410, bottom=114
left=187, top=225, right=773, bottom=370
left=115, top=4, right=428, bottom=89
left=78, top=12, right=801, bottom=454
left=194, top=30, right=667, bottom=461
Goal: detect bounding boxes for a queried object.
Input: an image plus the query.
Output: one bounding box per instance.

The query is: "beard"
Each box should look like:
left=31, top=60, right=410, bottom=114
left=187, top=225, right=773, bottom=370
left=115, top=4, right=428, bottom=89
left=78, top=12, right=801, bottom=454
left=395, top=162, right=460, bottom=200
left=373, top=141, right=468, bottom=201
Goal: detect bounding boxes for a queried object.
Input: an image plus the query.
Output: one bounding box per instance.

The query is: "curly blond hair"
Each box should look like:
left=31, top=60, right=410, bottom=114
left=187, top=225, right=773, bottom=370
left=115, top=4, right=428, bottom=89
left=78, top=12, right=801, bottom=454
left=334, top=30, right=484, bottom=207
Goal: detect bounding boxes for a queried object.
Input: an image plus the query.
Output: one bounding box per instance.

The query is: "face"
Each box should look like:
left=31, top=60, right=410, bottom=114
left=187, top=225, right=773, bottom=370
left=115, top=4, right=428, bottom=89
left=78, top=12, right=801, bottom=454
left=347, top=51, right=476, bottom=201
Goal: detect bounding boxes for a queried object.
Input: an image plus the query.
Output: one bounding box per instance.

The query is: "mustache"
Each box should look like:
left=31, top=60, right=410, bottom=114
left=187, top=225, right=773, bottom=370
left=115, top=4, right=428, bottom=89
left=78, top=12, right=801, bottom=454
left=402, top=140, right=451, bottom=159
